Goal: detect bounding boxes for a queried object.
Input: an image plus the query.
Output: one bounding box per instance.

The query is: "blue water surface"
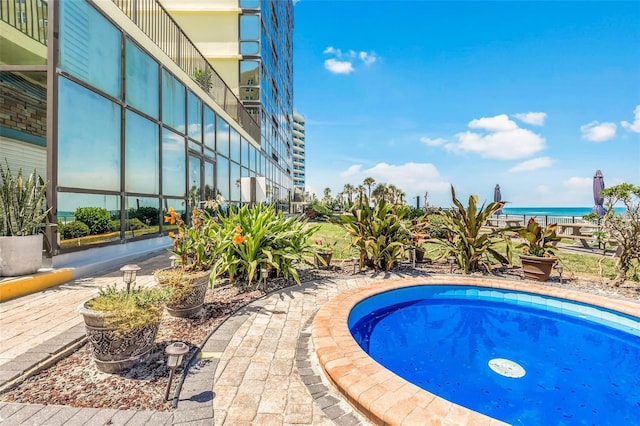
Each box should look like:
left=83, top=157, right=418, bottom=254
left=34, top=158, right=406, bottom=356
left=349, top=286, right=640, bottom=425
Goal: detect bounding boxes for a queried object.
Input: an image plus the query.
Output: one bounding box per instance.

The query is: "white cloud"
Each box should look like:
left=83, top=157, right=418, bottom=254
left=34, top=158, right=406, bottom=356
left=468, top=114, right=518, bottom=132
left=509, top=157, right=554, bottom=172
left=322, top=46, right=378, bottom=74
left=446, top=115, right=546, bottom=160
left=338, top=162, right=450, bottom=198
left=359, top=51, right=377, bottom=66
left=340, top=164, right=362, bottom=178
left=621, top=105, right=640, bottom=133
left=513, top=112, right=547, bottom=126
left=419, top=137, right=446, bottom=147
left=580, top=121, right=616, bottom=142
left=563, top=176, right=592, bottom=191
left=324, top=59, right=354, bottom=75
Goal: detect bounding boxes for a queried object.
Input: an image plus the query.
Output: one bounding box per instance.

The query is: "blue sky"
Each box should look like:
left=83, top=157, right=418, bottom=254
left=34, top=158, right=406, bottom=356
left=292, top=0, right=640, bottom=208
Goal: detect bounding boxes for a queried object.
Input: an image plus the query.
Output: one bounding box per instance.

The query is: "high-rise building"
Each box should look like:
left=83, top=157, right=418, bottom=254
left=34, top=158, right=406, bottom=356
left=292, top=111, right=306, bottom=193
left=0, top=0, right=294, bottom=266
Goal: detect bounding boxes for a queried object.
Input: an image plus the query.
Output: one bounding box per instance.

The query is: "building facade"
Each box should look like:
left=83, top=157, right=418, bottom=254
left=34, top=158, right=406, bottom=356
left=292, top=111, right=306, bottom=196
left=0, top=0, right=294, bottom=264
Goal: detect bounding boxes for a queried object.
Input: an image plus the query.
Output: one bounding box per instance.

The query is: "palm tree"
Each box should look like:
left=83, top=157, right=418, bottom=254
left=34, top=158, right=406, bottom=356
left=363, top=177, right=375, bottom=199
left=343, top=183, right=355, bottom=205
left=388, top=184, right=399, bottom=204
left=372, top=183, right=388, bottom=204
left=357, top=185, right=365, bottom=204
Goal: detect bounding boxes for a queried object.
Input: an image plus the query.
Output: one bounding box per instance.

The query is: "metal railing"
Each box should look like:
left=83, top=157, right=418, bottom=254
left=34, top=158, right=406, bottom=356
left=112, top=0, right=260, bottom=143
left=0, top=0, right=48, bottom=45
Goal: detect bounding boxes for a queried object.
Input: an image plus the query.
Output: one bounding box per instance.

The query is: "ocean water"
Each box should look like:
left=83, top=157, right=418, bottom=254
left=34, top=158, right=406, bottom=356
left=501, top=207, right=625, bottom=217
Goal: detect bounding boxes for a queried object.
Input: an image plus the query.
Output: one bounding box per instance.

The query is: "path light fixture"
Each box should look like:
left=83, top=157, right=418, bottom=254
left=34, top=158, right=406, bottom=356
left=448, top=256, right=456, bottom=274
left=169, top=254, right=180, bottom=268
left=120, top=264, right=141, bottom=292
left=165, top=341, right=189, bottom=401
left=260, top=268, right=268, bottom=287
left=555, top=263, right=564, bottom=284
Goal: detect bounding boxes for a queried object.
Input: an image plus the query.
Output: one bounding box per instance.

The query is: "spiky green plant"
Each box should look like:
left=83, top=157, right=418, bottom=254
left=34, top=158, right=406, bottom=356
left=336, top=196, right=412, bottom=271
left=428, top=185, right=511, bottom=274
left=0, top=161, right=49, bottom=236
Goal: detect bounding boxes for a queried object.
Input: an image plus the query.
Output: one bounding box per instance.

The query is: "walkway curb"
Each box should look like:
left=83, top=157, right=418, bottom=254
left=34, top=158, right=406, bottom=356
left=0, top=269, right=73, bottom=302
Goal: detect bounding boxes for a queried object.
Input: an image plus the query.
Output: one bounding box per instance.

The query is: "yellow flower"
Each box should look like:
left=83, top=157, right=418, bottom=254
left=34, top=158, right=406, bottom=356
left=168, top=231, right=175, bottom=238
left=233, top=233, right=246, bottom=244
left=235, top=225, right=243, bottom=234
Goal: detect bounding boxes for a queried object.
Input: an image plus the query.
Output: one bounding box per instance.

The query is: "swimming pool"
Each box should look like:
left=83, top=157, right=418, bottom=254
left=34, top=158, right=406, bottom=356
left=348, top=285, right=640, bottom=425
left=312, top=277, right=640, bottom=425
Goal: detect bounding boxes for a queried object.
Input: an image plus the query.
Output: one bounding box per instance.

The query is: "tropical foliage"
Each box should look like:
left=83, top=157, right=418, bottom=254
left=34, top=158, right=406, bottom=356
left=0, top=162, right=49, bottom=236
left=336, top=197, right=412, bottom=271
left=516, top=217, right=561, bottom=257
left=210, top=204, right=318, bottom=287
left=427, top=185, right=510, bottom=273
left=165, top=206, right=217, bottom=271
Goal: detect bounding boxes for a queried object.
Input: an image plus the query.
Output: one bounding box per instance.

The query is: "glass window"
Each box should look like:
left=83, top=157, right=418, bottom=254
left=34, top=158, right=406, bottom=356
left=230, top=162, right=240, bottom=202
left=203, top=106, right=215, bottom=150
left=217, top=156, right=229, bottom=201
left=58, top=77, right=120, bottom=191
left=240, top=15, right=259, bottom=40
left=240, top=41, right=260, bottom=55
left=188, top=154, right=201, bottom=208
left=187, top=91, right=202, bottom=142
left=240, top=0, right=259, bottom=7
left=59, top=0, right=121, bottom=98
left=162, top=128, right=186, bottom=197
left=57, top=192, right=121, bottom=249
left=230, top=128, right=241, bottom=162
left=162, top=70, right=185, bottom=133
left=240, top=61, right=260, bottom=86
left=216, top=116, right=229, bottom=157
left=242, top=137, right=250, bottom=166
left=204, top=161, right=215, bottom=201
left=126, top=40, right=159, bottom=118
left=125, top=196, right=160, bottom=239
left=125, top=110, right=159, bottom=194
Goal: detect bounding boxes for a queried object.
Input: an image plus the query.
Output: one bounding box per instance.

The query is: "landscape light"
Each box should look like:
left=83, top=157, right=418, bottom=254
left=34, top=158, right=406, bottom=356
left=165, top=342, right=189, bottom=401
left=120, top=264, right=140, bottom=292
left=448, top=256, right=456, bottom=273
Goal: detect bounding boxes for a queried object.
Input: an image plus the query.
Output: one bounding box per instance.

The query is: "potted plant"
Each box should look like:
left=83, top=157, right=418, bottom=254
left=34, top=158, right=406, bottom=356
left=0, top=162, right=50, bottom=277
left=516, top=217, right=561, bottom=281
left=78, top=282, right=168, bottom=373
left=154, top=206, right=216, bottom=317
left=313, top=238, right=335, bottom=268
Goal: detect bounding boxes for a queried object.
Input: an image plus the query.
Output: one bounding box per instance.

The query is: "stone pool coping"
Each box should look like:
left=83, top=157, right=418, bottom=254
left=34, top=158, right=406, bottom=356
left=311, top=276, right=640, bottom=425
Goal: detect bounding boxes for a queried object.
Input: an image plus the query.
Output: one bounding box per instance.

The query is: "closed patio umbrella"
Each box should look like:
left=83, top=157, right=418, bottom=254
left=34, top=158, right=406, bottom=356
left=494, top=184, right=503, bottom=215
left=592, top=170, right=606, bottom=217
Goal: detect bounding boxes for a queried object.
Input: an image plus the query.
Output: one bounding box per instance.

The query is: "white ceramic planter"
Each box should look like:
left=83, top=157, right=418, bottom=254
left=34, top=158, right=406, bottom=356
left=0, top=234, right=43, bottom=277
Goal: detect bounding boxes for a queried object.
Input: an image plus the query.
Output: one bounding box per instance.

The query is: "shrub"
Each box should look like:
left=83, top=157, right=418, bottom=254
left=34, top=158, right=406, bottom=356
left=336, top=196, right=412, bottom=271
left=75, top=207, right=112, bottom=235
left=428, top=185, right=511, bottom=274
left=305, top=199, right=332, bottom=220
left=210, top=204, right=318, bottom=287
left=59, top=221, right=90, bottom=240
left=128, top=207, right=159, bottom=226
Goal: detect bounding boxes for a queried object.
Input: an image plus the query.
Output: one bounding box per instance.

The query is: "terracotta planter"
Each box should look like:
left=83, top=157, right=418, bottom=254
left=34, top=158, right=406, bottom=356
left=78, top=301, right=160, bottom=373
left=315, top=251, right=333, bottom=268
left=0, top=234, right=43, bottom=277
left=519, top=254, right=557, bottom=282
left=155, top=269, right=209, bottom=318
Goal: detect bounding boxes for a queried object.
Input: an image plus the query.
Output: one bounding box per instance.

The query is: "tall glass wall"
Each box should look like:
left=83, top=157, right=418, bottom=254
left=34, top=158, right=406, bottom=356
left=53, top=0, right=271, bottom=252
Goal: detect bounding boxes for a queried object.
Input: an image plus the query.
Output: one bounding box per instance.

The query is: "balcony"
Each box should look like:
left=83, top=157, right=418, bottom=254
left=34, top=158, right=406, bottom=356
left=112, top=0, right=260, bottom=142
left=0, top=0, right=48, bottom=46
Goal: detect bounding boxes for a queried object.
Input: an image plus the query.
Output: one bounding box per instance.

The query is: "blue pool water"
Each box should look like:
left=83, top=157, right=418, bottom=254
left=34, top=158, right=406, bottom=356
left=349, top=286, right=640, bottom=425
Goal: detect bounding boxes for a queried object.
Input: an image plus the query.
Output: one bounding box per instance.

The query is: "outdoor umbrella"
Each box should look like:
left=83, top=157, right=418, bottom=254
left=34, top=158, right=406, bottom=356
left=494, top=184, right=503, bottom=215
left=592, top=170, right=607, bottom=217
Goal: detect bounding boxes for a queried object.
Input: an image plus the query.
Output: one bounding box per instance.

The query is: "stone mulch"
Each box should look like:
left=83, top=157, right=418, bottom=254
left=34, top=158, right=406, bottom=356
left=0, top=259, right=637, bottom=411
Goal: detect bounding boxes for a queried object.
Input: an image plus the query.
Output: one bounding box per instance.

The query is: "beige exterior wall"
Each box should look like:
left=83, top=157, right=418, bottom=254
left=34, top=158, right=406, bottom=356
left=160, top=0, right=241, bottom=95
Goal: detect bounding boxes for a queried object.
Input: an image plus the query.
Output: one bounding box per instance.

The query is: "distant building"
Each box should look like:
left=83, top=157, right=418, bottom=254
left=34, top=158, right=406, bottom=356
left=0, top=0, right=294, bottom=265
left=292, top=112, right=306, bottom=202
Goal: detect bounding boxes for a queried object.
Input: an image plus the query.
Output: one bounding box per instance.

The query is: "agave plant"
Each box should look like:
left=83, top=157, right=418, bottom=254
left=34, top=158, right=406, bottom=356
left=0, top=161, right=49, bottom=237
left=428, top=185, right=511, bottom=274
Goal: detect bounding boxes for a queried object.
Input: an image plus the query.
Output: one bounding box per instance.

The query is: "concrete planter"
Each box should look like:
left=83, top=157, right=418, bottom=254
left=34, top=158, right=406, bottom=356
left=78, top=301, right=161, bottom=373
left=155, top=268, right=209, bottom=318
left=520, top=254, right=557, bottom=282
left=0, top=234, right=43, bottom=277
